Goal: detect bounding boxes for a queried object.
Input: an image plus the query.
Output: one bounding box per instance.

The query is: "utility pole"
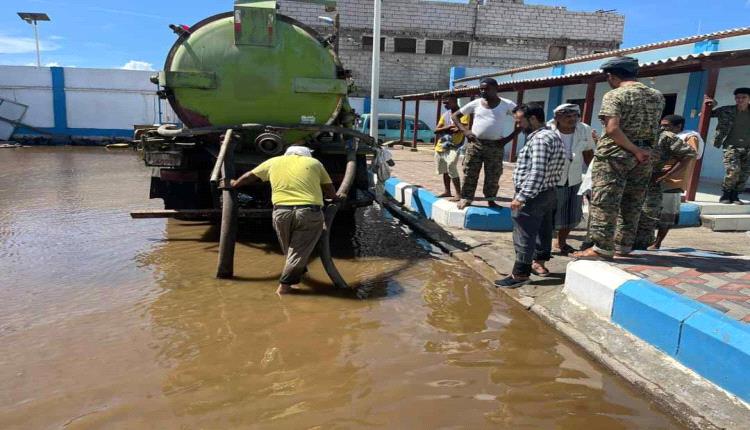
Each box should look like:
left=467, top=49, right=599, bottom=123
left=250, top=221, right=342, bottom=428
left=369, top=0, right=381, bottom=141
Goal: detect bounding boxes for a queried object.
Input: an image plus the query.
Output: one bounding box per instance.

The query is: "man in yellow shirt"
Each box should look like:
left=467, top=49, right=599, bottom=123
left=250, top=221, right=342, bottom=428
left=230, top=146, right=338, bottom=295
left=434, top=96, right=468, bottom=201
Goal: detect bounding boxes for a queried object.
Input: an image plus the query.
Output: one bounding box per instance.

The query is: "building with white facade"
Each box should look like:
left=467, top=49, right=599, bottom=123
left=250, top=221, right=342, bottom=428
left=396, top=27, right=750, bottom=188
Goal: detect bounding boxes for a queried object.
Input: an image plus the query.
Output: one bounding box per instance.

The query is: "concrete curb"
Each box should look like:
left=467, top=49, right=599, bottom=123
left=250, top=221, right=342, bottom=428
left=382, top=176, right=513, bottom=231
left=564, top=260, right=750, bottom=403
left=382, top=175, right=702, bottom=231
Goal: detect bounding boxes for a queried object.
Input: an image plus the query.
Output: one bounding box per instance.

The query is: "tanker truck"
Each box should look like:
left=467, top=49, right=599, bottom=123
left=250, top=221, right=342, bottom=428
left=136, top=0, right=379, bottom=222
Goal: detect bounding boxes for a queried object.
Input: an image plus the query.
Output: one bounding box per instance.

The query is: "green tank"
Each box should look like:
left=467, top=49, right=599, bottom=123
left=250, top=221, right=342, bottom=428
left=140, top=0, right=375, bottom=215
left=158, top=0, right=347, bottom=142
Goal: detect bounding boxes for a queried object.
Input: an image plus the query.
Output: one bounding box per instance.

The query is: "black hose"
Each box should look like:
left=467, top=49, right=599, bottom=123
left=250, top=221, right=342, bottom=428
left=317, top=140, right=358, bottom=289
left=216, top=129, right=238, bottom=279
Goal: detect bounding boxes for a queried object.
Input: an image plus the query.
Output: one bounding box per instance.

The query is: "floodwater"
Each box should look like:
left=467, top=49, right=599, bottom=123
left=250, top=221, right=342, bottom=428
left=0, top=147, right=684, bottom=429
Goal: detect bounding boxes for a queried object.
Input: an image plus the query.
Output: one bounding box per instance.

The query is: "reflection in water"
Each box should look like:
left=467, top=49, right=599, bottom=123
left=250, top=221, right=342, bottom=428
left=0, top=148, right=683, bottom=429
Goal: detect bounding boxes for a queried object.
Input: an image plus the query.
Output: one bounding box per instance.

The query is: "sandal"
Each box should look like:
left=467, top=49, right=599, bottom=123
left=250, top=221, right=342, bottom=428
left=531, top=262, right=550, bottom=277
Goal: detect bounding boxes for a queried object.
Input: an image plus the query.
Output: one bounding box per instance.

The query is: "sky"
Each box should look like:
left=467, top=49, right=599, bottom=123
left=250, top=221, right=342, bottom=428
left=1, top=0, right=749, bottom=70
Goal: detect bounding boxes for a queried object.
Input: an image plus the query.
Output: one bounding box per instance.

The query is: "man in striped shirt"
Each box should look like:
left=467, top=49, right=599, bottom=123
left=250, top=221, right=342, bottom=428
left=495, top=104, right=566, bottom=288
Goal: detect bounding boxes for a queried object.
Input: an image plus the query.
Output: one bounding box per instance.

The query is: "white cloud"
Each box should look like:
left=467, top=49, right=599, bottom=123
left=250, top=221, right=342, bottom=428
left=121, top=60, right=154, bottom=71
left=49, top=35, right=65, bottom=41
left=0, top=35, right=60, bottom=54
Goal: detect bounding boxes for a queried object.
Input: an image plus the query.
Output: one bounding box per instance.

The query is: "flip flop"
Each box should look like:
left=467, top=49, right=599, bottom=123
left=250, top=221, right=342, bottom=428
left=531, top=265, right=551, bottom=277
left=571, top=250, right=614, bottom=262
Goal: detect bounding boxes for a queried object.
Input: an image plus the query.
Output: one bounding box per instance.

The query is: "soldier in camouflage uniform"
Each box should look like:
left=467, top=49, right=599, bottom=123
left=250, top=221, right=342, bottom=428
left=628, top=118, right=696, bottom=250
left=705, top=87, right=750, bottom=204
left=573, top=57, right=665, bottom=260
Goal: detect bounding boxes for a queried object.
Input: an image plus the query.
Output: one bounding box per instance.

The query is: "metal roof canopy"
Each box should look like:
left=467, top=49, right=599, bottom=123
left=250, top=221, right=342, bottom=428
left=396, top=49, right=750, bottom=101
left=17, top=12, right=50, bottom=22
left=454, top=26, right=750, bottom=85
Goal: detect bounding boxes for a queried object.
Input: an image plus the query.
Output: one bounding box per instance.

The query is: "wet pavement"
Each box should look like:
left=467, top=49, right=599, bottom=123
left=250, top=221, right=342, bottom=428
left=0, top=147, right=684, bottom=428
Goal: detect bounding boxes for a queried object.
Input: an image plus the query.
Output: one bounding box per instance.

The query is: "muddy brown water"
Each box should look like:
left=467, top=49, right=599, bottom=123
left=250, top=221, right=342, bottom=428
left=0, top=147, right=684, bottom=429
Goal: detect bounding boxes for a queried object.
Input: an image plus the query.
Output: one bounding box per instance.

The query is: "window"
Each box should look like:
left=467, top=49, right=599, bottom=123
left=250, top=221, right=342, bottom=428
left=399, top=119, right=431, bottom=131
left=548, top=45, right=567, bottom=61
left=386, top=119, right=401, bottom=129
left=394, top=38, right=417, bottom=53
left=425, top=39, right=443, bottom=55
left=452, top=41, right=470, bottom=56
left=662, top=93, right=677, bottom=117
left=362, top=36, right=385, bottom=51
left=377, top=119, right=386, bottom=130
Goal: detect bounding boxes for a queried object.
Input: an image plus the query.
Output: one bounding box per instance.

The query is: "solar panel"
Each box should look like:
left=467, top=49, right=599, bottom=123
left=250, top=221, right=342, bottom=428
left=17, top=12, right=51, bottom=23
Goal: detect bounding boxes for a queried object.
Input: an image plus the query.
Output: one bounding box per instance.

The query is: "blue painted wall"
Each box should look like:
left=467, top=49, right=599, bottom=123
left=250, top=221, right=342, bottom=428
left=363, top=96, right=371, bottom=114
left=681, top=39, right=720, bottom=131
left=449, top=66, right=466, bottom=90
left=547, top=87, right=564, bottom=120
left=50, top=67, right=68, bottom=132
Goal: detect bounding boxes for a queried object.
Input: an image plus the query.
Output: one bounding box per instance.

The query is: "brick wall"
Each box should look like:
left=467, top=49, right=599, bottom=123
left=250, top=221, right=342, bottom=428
left=277, top=0, right=624, bottom=97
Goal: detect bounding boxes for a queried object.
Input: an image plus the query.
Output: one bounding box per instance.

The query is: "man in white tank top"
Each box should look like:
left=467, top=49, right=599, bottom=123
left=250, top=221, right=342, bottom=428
left=453, top=78, right=520, bottom=210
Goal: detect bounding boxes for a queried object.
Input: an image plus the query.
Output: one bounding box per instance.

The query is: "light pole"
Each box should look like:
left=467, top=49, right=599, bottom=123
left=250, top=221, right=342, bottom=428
left=369, top=0, right=381, bottom=141
left=17, top=12, right=50, bottom=68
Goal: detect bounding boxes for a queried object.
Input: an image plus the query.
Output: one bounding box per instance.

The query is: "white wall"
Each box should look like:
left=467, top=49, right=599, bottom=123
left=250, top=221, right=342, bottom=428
left=63, top=67, right=178, bottom=129
left=0, top=65, right=178, bottom=138
left=0, top=66, right=54, bottom=128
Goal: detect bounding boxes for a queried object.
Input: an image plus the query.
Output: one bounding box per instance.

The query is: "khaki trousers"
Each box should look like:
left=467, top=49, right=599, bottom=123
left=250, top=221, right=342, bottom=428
left=272, top=207, right=324, bottom=285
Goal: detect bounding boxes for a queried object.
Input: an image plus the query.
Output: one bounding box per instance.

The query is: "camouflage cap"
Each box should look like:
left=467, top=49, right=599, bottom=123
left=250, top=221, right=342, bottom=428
left=600, top=56, right=639, bottom=74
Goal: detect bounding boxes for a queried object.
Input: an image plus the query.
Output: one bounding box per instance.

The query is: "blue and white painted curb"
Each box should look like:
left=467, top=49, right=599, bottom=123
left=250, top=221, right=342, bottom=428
left=564, top=260, right=750, bottom=403
left=381, top=175, right=701, bottom=231
left=382, top=176, right=513, bottom=231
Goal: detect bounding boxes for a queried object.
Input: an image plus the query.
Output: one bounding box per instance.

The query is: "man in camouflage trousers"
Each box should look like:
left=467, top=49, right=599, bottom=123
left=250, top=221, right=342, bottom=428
left=453, top=78, right=521, bottom=210
left=705, top=87, right=750, bottom=204
left=628, top=116, right=696, bottom=250
left=573, top=57, right=665, bottom=260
